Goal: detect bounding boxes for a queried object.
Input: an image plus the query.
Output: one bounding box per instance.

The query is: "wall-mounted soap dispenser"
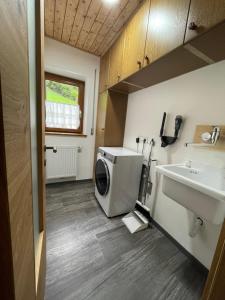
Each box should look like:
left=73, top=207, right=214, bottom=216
left=160, top=112, right=183, bottom=148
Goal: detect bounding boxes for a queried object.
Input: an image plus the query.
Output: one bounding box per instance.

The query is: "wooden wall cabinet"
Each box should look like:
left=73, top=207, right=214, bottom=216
left=121, top=0, right=151, bottom=79
left=144, top=0, right=190, bottom=65
left=99, top=50, right=110, bottom=93
left=108, top=32, right=125, bottom=88
left=95, top=90, right=128, bottom=160
left=185, top=0, right=225, bottom=42
left=99, top=0, right=225, bottom=93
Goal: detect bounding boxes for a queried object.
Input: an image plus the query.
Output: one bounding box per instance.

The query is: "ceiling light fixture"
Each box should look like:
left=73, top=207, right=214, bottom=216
left=102, top=0, right=119, bottom=6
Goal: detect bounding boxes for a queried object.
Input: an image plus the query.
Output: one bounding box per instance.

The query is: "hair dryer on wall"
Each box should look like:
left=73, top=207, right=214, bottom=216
left=160, top=112, right=183, bottom=148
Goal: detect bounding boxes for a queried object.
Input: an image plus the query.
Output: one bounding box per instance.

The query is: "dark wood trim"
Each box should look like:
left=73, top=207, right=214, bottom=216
left=45, top=127, right=83, bottom=134
left=36, top=1, right=46, bottom=299
left=0, top=72, right=15, bottom=300
left=202, top=219, right=225, bottom=300
left=46, top=131, right=87, bottom=137
left=45, top=72, right=85, bottom=134
left=45, top=72, right=85, bottom=86
left=36, top=231, right=46, bottom=300
left=36, top=0, right=45, bottom=233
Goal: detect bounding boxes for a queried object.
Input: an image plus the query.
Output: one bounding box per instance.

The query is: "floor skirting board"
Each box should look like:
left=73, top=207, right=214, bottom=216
left=46, top=178, right=93, bottom=185
left=151, top=219, right=209, bottom=275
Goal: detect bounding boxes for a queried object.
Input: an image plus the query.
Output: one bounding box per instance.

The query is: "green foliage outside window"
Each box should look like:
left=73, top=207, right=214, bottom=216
left=46, top=80, right=79, bottom=105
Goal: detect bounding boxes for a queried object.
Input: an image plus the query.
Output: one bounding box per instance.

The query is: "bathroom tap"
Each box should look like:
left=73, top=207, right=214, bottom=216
left=185, top=160, right=192, bottom=168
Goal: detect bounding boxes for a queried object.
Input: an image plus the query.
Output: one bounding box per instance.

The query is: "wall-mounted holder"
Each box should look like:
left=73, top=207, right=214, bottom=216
left=189, top=215, right=204, bottom=238
left=185, top=125, right=225, bottom=151
left=160, top=112, right=183, bottom=148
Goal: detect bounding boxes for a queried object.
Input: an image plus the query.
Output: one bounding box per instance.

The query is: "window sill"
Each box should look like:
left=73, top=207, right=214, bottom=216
left=45, top=131, right=87, bottom=137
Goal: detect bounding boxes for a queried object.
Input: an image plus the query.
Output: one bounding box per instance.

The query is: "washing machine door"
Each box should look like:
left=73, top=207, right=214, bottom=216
left=95, top=158, right=110, bottom=196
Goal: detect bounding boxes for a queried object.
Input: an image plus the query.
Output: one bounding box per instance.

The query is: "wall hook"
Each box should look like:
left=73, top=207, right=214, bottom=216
left=160, top=112, right=183, bottom=148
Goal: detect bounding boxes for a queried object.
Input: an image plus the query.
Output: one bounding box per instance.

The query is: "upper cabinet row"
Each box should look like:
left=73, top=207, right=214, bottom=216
left=99, top=0, right=225, bottom=93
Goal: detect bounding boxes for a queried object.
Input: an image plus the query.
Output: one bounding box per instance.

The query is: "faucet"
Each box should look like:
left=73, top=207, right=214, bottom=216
left=185, top=160, right=192, bottom=168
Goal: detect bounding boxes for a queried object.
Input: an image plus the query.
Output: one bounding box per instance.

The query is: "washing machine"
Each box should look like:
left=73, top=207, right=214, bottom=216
left=95, top=147, right=143, bottom=217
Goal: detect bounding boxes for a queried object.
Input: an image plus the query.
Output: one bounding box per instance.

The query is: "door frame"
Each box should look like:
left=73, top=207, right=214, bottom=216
left=35, top=0, right=46, bottom=299
left=202, top=219, right=225, bottom=299
left=0, top=72, right=16, bottom=300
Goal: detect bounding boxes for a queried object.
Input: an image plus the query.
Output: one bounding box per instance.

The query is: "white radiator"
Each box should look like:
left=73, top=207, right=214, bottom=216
left=46, top=146, right=78, bottom=182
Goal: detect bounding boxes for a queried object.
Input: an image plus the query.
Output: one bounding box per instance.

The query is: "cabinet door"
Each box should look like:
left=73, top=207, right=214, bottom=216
left=95, top=91, right=108, bottom=150
left=104, top=91, right=128, bottom=147
left=145, top=0, right=190, bottom=65
left=108, top=32, right=125, bottom=87
left=185, top=0, right=225, bottom=42
left=121, top=0, right=150, bottom=79
left=99, top=51, right=110, bottom=93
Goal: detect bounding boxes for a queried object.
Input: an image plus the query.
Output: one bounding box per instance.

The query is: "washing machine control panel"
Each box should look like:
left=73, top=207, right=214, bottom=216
left=98, top=148, right=117, bottom=164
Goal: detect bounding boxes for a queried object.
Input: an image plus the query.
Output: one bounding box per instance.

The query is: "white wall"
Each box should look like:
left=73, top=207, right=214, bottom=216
left=45, top=37, right=100, bottom=180
left=124, top=60, right=225, bottom=269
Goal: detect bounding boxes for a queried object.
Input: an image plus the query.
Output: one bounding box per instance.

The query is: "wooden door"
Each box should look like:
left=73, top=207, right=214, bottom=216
left=108, top=32, right=125, bottom=87
left=202, top=219, right=225, bottom=300
left=99, top=51, right=110, bottom=93
left=145, top=0, right=190, bottom=66
left=185, top=0, right=225, bottom=42
left=104, top=91, right=128, bottom=147
left=0, top=0, right=36, bottom=299
left=94, top=91, right=108, bottom=175
left=0, top=73, right=15, bottom=300
left=95, top=91, right=108, bottom=151
left=121, top=0, right=151, bottom=79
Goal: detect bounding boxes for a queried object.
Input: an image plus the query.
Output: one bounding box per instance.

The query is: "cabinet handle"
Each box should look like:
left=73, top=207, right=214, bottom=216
left=137, top=61, right=142, bottom=69
left=188, top=22, right=198, bottom=31
left=117, top=74, right=121, bottom=81
left=144, top=56, right=150, bottom=64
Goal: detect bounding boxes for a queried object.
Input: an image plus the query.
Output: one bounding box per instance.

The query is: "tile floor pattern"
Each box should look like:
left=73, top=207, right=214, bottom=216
left=45, top=181, right=207, bottom=300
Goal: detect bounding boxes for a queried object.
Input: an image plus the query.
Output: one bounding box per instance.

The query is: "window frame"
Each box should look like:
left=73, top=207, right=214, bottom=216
left=45, top=72, right=85, bottom=135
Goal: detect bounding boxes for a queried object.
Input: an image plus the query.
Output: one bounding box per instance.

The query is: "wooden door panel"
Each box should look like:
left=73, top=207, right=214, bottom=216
left=145, top=0, right=190, bottom=65
left=94, top=91, right=108, bottom=171
left=108, top=32, right=125, bottom=87
left=121, top=0, right=150, bottom=79
left=185, top=0, right=225, bottom=42
left=0, top=0, right=36, bottom=299
left=202, top=219, right=225, bottom=300
left=99, top=51, right=110, bottom=93
left=104, top=91, right=128, bottom=147
left=95, top=91, right=108, bottom=148
left=0, top=73, right=15, bottom=300
left=96, top=91, right=108, bottom=131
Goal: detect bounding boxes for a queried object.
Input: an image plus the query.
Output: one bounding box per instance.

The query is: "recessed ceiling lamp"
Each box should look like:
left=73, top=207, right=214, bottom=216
left=102, top=0, right=119, bottom=6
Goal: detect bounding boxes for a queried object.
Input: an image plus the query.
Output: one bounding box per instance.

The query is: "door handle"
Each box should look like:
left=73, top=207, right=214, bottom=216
left=44, top=146, right=57, bottom=153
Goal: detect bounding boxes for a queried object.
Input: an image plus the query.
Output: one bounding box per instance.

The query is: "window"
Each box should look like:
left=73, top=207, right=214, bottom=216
left=45, top=72, right=85, bottom=134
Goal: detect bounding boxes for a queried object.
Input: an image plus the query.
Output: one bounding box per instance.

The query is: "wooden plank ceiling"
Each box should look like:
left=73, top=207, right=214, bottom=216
left=45, top=0, right=143, bottom=56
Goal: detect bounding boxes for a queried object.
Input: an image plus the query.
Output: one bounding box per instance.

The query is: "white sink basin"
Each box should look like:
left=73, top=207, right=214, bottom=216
left=156, top=162, right=225, bottom=224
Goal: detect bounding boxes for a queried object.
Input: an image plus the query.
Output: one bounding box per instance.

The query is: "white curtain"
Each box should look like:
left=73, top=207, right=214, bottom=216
left=45, top=101, right=80, bottom=129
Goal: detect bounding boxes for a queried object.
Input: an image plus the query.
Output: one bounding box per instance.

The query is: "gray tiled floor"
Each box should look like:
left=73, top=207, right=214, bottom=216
left=45, top=181, right=207, bottom=300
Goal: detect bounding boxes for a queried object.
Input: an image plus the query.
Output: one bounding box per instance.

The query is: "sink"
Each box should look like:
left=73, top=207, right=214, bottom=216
left=156, top=162, right=225, bottom=224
